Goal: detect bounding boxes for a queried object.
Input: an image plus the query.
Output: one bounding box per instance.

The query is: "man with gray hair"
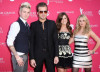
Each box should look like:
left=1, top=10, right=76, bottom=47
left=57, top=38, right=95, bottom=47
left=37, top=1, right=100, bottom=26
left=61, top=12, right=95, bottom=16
left=7, top=2, right=31, bottom=72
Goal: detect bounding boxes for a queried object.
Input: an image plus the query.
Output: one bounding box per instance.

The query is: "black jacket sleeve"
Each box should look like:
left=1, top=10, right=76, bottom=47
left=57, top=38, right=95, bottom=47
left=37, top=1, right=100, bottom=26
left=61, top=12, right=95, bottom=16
left=29, top=22, right=35, bottom=60
left=53, top=21, right=59, bottom=57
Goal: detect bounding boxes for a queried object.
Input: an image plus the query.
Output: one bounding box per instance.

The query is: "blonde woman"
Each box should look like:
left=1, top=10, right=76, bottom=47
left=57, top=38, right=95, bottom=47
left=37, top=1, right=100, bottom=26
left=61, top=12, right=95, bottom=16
left=69, top=14, right=100, bottom=72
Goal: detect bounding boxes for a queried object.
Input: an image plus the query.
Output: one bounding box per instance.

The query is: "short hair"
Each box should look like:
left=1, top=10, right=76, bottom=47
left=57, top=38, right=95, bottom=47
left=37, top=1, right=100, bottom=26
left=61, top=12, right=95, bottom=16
left=36, top=2, right=48, bottom=12
left=20, top=2, right=31, bottom=11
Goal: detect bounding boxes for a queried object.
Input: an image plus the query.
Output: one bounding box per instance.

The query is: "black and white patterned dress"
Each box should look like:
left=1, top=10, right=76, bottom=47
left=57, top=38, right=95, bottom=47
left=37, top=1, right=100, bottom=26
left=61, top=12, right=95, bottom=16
left=57, top=32, right=73, bottom=68
left=73, top=35, right=92, bottom=68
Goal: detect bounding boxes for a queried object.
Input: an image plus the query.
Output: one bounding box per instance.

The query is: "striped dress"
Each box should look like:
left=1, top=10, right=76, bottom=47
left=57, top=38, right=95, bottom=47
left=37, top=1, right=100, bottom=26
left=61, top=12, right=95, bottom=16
left=73, top=35, right=92, bottom=68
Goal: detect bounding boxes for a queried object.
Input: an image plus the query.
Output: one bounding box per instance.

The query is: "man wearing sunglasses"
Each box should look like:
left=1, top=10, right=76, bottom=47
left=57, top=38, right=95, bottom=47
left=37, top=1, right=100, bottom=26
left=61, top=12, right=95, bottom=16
left=29, top=2, right=59, bottom=72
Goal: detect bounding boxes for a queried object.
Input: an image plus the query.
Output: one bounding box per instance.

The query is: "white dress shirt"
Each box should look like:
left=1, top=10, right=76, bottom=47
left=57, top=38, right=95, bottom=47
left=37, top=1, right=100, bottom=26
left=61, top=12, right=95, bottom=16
left=7, top=17, right=27, bottom=55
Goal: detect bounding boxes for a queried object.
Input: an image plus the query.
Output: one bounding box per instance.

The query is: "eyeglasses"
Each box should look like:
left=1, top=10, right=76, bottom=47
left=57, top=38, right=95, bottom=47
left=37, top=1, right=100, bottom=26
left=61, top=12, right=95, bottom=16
left=39, top=11, right=48, bottom=14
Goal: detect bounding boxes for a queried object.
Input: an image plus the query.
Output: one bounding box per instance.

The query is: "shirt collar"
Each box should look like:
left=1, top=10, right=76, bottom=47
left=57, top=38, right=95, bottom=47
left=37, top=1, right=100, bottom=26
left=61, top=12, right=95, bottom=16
left=20, top=17, right=27, bottom=24
left=38, top=19, right=48, bottom=24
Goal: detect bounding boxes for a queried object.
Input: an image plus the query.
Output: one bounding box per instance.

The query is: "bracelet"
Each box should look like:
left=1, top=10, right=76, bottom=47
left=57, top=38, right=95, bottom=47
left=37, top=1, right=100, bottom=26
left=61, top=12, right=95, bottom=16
left=92, top=50, right=95, bottom=54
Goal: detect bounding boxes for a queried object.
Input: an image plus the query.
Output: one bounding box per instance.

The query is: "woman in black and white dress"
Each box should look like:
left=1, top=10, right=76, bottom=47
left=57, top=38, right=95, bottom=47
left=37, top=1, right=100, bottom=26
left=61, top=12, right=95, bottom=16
left=56, top=12, right=73, bottom=72
left=69, top=14, right=100, bottom=72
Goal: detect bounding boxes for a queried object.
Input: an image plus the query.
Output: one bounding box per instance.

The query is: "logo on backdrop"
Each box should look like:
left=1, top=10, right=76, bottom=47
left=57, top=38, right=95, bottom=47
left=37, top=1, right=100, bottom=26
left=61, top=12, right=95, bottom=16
left=88, top=39, right=95, bottom=44
left=90, top=24, right=98, bottom=28
left=0, top=58, right=5, bottom=63
left=0, top=42, right=6, bottom=46
left=57, top=11, right=74, bottom=14
left=98, top=10, right=100, bottom=15
left=47, top=0, right=49, bottom=5
left=94, top=51, right=99, bottom=55
left=80, top=8, right=93, bottom=16
left=47, top=11, right=50, bottom=16
left=80, top=8, right=83, bottom=14
left=30, top=12, right=37, bottom=17
left=0, top=27, right=3, bottom=33
left=85, top=0, right=92, bottom=1
left=47, top=0, right=64, bottom=5
left=70, top=24, right=74, bottom=30
left=0, top=11, right=15, bottom=16
left=68, top=0, right=73, bottom=2
left=10, top=0, right=14, bottom=1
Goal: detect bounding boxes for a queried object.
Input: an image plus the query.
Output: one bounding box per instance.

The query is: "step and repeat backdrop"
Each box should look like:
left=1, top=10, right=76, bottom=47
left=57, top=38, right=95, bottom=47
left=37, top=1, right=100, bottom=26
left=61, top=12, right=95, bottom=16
left=0, top=0, right=100, bottom=72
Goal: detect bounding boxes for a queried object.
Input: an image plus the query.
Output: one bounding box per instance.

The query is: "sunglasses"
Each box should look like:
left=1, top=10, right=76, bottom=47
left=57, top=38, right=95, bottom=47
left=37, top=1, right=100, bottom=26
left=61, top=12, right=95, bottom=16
left=39, top=11, right=48, bottom=14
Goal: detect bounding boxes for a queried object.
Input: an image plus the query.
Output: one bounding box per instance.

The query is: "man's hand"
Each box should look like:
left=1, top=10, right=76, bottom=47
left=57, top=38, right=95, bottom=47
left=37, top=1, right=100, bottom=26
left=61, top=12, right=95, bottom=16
left=15, top=55, right=24, bottom=66
left=30, top=59, right=36, bottom=68
left=54, top=56, right=59, bottom=64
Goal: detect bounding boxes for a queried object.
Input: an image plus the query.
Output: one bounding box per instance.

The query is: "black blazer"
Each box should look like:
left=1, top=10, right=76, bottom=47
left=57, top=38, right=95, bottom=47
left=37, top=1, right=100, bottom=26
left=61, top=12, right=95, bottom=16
left=29, top=19, right=58, bottom=60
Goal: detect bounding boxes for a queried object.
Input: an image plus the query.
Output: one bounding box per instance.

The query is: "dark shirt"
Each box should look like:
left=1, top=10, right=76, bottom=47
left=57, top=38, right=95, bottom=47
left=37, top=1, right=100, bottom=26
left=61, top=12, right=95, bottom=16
left=38, top=20, right=48, bottom=51
left=29, top=19, right=58, bottom=59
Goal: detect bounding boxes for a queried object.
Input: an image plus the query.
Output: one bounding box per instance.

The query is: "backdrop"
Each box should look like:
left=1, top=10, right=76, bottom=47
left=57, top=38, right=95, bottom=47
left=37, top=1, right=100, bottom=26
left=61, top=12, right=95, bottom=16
left=0, top=0, right=100, bottom=72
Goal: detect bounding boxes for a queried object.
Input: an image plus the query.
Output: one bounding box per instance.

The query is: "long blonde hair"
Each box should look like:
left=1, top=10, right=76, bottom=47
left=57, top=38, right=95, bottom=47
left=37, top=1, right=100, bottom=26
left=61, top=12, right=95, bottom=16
left=74, top=14, right=91, bottom=35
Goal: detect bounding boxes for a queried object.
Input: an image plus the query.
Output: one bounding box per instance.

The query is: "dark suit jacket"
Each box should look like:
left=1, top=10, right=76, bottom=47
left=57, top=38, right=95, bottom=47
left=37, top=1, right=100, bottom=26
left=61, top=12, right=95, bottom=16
left=29, top=19, right=58, bottom=60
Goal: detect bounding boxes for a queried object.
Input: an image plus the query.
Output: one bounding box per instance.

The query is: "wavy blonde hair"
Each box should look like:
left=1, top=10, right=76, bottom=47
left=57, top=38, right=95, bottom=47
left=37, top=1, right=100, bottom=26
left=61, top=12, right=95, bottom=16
left=74, top=14, right=91, bottom=35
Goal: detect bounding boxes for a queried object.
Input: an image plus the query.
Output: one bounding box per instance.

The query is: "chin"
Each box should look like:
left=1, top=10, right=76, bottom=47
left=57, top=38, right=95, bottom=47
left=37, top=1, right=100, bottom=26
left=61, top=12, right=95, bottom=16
left=63, top=23, right=66, bottom=25
left=24, top=18, right=28, bottom=20
left=42, top=18, right=46, bottom=20
left=81, top=26, right=85, bottom=27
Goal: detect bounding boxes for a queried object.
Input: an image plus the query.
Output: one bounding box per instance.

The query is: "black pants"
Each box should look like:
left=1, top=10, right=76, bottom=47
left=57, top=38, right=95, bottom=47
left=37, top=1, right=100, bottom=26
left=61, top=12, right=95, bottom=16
left=34, top=51, right=55, bottom=72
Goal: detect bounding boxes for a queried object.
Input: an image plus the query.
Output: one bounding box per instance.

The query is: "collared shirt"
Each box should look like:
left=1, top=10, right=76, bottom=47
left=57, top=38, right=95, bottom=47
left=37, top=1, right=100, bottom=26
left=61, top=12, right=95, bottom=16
left=7, top=17, right=28, bottom=55
left=38, top=20, right=48, bottom=51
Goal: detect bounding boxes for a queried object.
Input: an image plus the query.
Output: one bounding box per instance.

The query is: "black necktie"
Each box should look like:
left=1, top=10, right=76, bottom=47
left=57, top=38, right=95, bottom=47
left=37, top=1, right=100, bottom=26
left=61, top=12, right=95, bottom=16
left=25, top=22, right=29, bottom=29
left=25, top=22, right=29, bottom=27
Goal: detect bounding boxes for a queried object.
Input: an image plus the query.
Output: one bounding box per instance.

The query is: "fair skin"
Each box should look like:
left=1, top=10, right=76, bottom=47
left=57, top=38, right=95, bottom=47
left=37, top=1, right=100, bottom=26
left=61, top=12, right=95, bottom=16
left=20, top=7, right=30, bottom=20
left=38, top=6, right=47, bottom=22
left=69, top=17, right=100, bottom=72
left=60, top=15, right=69, bottom=32
left=30, top=6, right=59, bottom=68
left=57, top=15, right=69, bottom=72
left=9, top=7, right=30, bottom=67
